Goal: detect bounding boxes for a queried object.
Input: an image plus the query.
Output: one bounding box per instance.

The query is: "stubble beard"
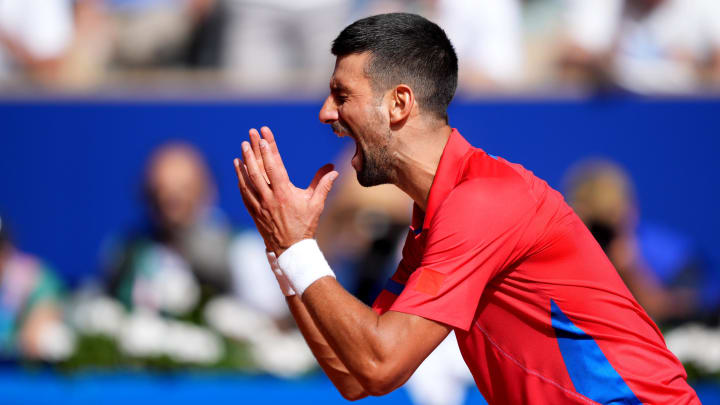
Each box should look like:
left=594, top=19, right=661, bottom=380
left=356, top=137, right=393, bottom=187
left=333, top=114, right=394, bottom=188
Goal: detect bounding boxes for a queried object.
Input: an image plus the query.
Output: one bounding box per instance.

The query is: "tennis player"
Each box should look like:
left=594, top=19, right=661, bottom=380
left=234, top=13, right=700, bottom=404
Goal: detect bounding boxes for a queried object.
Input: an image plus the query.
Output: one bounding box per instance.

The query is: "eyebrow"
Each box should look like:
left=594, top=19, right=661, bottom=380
left=330, top=81, right=350, bottom=93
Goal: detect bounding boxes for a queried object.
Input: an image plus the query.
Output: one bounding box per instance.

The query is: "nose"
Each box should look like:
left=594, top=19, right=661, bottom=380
left=318, top=94, right=338, bottom=124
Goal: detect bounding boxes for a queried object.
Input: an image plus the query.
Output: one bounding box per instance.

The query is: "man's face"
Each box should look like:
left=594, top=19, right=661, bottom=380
left=319, top=53, right=395, bottom=187
left=146, top=148, right=209, bottom=231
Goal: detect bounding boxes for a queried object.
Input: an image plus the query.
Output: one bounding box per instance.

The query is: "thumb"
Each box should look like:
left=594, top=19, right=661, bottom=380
left=308, top=163, right=335, bottom=193
left=310, top=170, right=339, bottom=210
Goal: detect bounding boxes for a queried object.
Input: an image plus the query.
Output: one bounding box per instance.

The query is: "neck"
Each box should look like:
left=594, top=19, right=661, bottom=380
left=391, top=123, right=452, bottom=212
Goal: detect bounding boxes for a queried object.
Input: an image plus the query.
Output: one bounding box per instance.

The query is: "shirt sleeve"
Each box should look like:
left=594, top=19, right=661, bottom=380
left=388, top=178, right=537, bottom=331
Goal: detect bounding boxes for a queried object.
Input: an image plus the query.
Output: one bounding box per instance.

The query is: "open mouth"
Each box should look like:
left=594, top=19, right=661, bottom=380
left=332, top=124, right=362, bottom=171
left=351, top=139, right=362, bottom=171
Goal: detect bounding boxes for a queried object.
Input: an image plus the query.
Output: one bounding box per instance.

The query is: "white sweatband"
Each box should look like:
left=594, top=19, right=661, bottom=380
left=277, top=239, right=335, bottom=296
left=266, top=251, right=296, bottom=296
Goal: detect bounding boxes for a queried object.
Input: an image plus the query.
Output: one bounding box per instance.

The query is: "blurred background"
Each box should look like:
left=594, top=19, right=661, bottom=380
left=1, top=0, right=719, bottom=404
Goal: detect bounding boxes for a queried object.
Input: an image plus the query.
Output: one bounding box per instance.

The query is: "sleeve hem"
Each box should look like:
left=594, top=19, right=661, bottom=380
left=386, top=304, right=472, bottom=332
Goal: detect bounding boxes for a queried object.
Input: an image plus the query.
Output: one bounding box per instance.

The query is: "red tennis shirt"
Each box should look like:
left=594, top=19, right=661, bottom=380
left=372, top=129, right=699, bottom=404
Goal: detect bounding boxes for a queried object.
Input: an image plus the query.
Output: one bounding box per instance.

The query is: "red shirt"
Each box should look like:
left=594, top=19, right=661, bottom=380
left=372, top=129, right=699, bottom=404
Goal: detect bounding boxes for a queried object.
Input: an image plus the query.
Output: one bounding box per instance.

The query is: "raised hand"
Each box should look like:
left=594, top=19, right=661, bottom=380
left=233, top=126, right=339, bottom=256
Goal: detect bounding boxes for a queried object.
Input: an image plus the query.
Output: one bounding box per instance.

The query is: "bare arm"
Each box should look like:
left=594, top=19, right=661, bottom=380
left=300, top=277, right=450, bottom=395
left=286, top=295, right=368, bottom=400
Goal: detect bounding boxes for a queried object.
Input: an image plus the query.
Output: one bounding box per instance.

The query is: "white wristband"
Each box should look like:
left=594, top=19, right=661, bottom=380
left=266, top=251, right=296, bottom=296
left=277, top=238, right=335, bottom=297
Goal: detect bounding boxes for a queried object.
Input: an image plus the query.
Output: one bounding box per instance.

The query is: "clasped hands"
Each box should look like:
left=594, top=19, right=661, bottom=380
left=233, top=127, right=339, bottom=256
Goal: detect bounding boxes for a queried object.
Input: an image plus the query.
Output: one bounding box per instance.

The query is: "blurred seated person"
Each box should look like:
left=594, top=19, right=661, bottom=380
left=565, top=159, right=719, bottom=326
left=0, top=215, right=73, bottom=361
left=221, top=0, right=350, bottom=91
left=107, top=0, right=223, bottom=68
left=104, top=142, right=234, bottom=316
left=435, top=0, right=525, bottom=91
left=363, top=0, right=526, bottom=91
left=559, top=0, right=720, bottom=93
left=103, top=140, right=294, bottom=347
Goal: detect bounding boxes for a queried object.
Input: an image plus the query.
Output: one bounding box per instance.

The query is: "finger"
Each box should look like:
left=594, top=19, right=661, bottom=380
left=249, top=128, right=263, bottom=161
left=236, top=160, right=275, bottom=249
left=309, top=170, right=339, bottom=211
left=258, top=138, right=291, bottom=187
left=234, top=158, right=262, bottom=212
left=249, top=128, right=270, bottom=183
left=242, top=142, right=273, bottom=199
left=308, top=163, right=335, bottom=193
left=260, top=126, right=286, bottom=166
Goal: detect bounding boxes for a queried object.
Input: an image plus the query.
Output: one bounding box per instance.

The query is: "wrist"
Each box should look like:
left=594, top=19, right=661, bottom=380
left=277, top=238, right=335, bottom=296
left=266, top=250, right=296, bottom=296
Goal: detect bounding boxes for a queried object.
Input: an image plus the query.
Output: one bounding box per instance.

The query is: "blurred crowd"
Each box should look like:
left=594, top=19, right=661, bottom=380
left=1, top=0, right=720, bottom=95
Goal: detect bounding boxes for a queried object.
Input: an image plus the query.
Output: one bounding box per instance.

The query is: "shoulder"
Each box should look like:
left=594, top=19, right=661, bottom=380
left=427, top=177, right=538, bottom=250
left=439, top=173, right=535, bottom=218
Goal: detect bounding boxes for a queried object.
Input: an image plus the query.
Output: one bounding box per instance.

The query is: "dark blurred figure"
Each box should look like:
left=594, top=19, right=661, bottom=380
left=565, top=160, right=720, bottom=326
left=105, top=142, right=233, bottom=315
left=0, top=215, right=73, bottom=361
left=559, top=0, right=720, bottom=93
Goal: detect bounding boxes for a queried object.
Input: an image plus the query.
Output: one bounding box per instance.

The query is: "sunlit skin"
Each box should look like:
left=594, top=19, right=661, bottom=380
left=233, top=52, right=454, bottom=399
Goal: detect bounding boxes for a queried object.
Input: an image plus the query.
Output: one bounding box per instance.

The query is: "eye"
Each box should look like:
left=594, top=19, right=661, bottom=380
left=334, top=94, right=348, bottom=105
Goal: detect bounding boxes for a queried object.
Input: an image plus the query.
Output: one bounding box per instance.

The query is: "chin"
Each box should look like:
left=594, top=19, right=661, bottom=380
left=356, top=168, right=389, bottom=187
left=355, top=142, right=393, bottom=187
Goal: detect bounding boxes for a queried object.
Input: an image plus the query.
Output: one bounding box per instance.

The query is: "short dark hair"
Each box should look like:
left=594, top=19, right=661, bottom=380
left=331, top=13, right=458, bottom=122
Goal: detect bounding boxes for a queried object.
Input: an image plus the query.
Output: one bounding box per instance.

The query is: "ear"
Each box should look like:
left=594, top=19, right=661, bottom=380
left=388, top=84, right=414, bottom=125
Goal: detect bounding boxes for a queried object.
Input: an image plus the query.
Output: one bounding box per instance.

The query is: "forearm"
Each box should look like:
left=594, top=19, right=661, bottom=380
left=286, top=295, right=368, bottom=400
left=300, top=277, right=419, bottom=395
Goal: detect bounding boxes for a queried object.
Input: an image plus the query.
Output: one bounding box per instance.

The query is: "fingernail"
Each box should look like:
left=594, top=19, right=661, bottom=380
left=242, top=142, right=250, bottom=152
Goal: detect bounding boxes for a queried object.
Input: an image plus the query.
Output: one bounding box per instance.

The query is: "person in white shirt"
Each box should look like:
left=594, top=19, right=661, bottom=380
left=561, top=0, right=720, bottom=93
left=0, top=0, right=74, bottom=85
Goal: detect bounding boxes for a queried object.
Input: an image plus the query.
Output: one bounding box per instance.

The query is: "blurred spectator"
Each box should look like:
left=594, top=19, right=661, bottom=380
left=94, top=142, right=314, bottom=373
left=221, top=0, right=352, bottom=92
left=565, top=159, right=720, bottom=326
left=0, top=0, right=74, bottom=86
left=104, top=142, right=233, bottom=315
left=100, top=142, right=298, bottom=332
left=60, top=0, right=113, bottom=89
left=560, top=0, right=720, bottom=93
left=360, top=0, right=525, bottom=91
left=435, top=0, right=525, bottom=91
left=107, top=0, right=223, bottom=68
left=0, top=215, right=74, bottom=361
